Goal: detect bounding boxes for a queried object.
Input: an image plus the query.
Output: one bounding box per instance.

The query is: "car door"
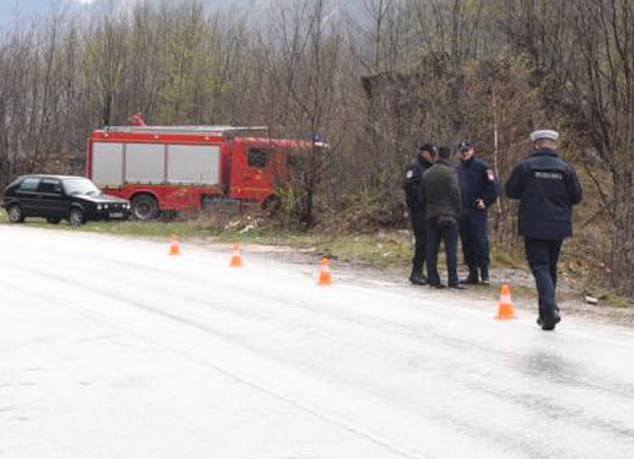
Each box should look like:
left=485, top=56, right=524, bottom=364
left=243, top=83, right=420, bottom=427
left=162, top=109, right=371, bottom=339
left=36, top=179, right=66, bottom=218
left=12, top=177, right=41, bottom=216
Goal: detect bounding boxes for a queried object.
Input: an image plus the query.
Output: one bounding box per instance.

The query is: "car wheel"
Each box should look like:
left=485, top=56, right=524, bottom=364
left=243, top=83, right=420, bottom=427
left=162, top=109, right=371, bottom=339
left=69, top=208, right=85, bottom=227
left=46, top=217, right=61, bottom=225
left=8, top=204, right=25, bottom=223
left=131, top=195, right=159, bottom=221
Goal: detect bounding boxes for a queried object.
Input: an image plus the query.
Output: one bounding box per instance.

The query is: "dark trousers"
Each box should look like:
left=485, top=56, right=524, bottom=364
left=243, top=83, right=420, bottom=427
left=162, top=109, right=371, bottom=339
left=410, top=211, right=427, bottom=275
left=459, top=210, right=490, bottom=270
left=524, top=238, right=563, bottom=318
left=426, top=217, right=459, bottom=286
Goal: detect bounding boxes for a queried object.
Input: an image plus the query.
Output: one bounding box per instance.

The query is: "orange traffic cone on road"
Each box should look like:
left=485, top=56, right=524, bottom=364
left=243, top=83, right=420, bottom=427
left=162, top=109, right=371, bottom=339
left=317, top=257, right=333, bottom=286
left=495, top=284, right=516, bottom=320
left=168, top=234, right=181, bottom=256
left=230, top=243, right=244, bottom=268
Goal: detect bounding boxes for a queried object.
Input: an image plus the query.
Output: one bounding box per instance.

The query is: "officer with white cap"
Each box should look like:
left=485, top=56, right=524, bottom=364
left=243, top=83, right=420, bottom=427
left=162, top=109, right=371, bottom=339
left=506, top=129, right=583, bottom=330
left=530, top=130, right=560, bottom=142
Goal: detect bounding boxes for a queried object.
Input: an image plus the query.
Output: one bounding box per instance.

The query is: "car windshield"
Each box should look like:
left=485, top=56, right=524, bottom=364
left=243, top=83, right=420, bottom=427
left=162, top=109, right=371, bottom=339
left=63, top=178, right=101, bottom=196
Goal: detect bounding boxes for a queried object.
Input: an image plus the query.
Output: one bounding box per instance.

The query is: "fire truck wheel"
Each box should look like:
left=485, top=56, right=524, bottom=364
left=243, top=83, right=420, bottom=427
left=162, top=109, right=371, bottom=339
left=132, top=195, right=160, bottom=221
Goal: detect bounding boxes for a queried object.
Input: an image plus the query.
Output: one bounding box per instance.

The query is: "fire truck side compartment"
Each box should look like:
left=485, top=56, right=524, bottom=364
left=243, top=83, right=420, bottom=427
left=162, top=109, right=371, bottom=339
left=92, top=142, right=124, bottom=187
left=125, top=143, right=165, bottom=184
left=91, top=142, right=221, bottom=188
left=166, top=145, right=220, bottom=185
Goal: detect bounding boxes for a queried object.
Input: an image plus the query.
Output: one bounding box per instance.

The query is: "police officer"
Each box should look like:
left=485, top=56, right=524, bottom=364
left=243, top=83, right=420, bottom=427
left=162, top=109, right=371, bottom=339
left=456, top=141, right=499, bottom=285
left=403, top=143, right=437, bottom=285
left=506, top=130, right=583, bottom=331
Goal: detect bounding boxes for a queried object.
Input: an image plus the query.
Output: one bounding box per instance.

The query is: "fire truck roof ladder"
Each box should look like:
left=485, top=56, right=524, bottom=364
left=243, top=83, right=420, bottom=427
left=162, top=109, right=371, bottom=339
left=104, top=125, right=269, bottom=136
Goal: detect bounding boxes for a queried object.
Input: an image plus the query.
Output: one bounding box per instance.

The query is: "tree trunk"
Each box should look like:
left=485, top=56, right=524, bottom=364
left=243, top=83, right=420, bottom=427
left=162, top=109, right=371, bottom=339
left=611, top=170, right=634, bottom=295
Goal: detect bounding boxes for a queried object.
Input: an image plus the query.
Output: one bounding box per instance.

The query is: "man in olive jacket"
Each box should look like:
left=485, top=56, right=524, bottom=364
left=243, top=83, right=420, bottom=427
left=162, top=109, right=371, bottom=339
left=421, top=147, right=463, bottom=289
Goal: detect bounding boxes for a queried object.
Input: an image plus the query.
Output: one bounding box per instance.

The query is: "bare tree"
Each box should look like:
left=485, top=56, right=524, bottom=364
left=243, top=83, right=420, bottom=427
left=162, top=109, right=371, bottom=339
left=499, top=0, right=634, bottom=294
left=256, top=0, right=347, bottom=227
left=83, top=13, right=128, bottom=126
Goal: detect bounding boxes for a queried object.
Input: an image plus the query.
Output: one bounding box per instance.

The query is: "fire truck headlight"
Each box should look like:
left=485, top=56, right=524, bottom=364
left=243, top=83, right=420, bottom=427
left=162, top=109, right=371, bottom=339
left=97, top=204, right=103, bottom=211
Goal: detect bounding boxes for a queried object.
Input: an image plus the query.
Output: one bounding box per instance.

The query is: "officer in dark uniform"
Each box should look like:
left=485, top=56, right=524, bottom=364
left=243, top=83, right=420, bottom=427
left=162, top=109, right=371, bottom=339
left=506, top=130, right=583, bottom=331
left=403, top=143, right=437, bottom=285
left=456, top=141, right=499, bottom=285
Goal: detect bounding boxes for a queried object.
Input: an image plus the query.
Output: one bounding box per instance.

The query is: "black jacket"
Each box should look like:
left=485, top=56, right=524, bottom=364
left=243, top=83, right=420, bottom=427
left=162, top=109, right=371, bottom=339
left=506, top=149, right=583, bottom=240
left=457, top=157, right=499, bottom=213
left=421, top=159, right=462, bottom=220
left=403, top=156, right=433, bottom=214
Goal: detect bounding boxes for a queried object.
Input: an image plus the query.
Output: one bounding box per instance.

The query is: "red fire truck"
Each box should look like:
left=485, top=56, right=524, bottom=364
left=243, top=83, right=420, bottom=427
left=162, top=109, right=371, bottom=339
left=87, top=115, right=321, bottom=220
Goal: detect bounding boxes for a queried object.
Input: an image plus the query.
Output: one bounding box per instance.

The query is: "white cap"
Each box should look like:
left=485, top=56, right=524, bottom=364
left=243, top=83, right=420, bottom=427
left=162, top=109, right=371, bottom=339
left=530, top=130, right=559, bottom=142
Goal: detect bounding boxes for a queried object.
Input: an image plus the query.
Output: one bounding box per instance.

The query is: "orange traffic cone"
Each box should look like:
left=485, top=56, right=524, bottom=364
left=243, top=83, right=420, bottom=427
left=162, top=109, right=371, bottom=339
left=317, top=257, right=333, bottom=286
left=168, top=234, right=181, bottom=256
left=495, top=284, right=516, bottom=320
left=230, top=243, right=244, bottom=268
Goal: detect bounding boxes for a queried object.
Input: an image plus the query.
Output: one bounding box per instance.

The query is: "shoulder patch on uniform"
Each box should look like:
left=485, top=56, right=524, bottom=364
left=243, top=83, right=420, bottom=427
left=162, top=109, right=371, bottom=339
left=486, top=169, right=495, bottom=181
left=406, top=170, right=414, bottom=179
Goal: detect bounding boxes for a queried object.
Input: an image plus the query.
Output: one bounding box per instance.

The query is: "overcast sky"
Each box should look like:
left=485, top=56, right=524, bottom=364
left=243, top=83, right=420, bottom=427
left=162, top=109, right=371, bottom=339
left=0, top=0, right=262, bottom=28
left=0, top=0, right=366, bottom=31
left=1, top=0, right=95, bottom=23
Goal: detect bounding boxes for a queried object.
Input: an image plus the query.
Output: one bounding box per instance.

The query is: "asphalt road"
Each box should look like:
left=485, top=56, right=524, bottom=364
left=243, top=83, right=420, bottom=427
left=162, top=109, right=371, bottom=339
left=2, top=225, right=634, bottom=458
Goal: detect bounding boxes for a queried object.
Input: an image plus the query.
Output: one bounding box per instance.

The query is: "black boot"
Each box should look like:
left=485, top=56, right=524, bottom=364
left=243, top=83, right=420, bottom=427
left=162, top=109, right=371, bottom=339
left=480, top=265, right=490, bottom=285
left=537, top=308, right=561, bottom=331
left=409, top=271, right=427, bottom=285
left=461, top=267, right=479, bottom=285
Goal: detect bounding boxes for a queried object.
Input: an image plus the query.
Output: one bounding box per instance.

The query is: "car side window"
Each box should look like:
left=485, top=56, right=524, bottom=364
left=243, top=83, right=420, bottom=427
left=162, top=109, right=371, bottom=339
left=38, top=179, right=63, bottom=195
left=17, top=178, right=40, bottom=192
left=248, top=148, right=269, bottom=169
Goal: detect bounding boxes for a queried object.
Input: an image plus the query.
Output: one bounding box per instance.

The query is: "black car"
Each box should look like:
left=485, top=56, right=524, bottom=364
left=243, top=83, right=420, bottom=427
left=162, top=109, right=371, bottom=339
left=2, top=175, right=131, bottom=227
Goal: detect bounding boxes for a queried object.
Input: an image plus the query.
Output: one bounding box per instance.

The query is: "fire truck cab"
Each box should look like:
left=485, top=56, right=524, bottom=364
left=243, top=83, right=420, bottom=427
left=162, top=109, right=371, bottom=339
left=87, top=118, right=317, bottom=220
